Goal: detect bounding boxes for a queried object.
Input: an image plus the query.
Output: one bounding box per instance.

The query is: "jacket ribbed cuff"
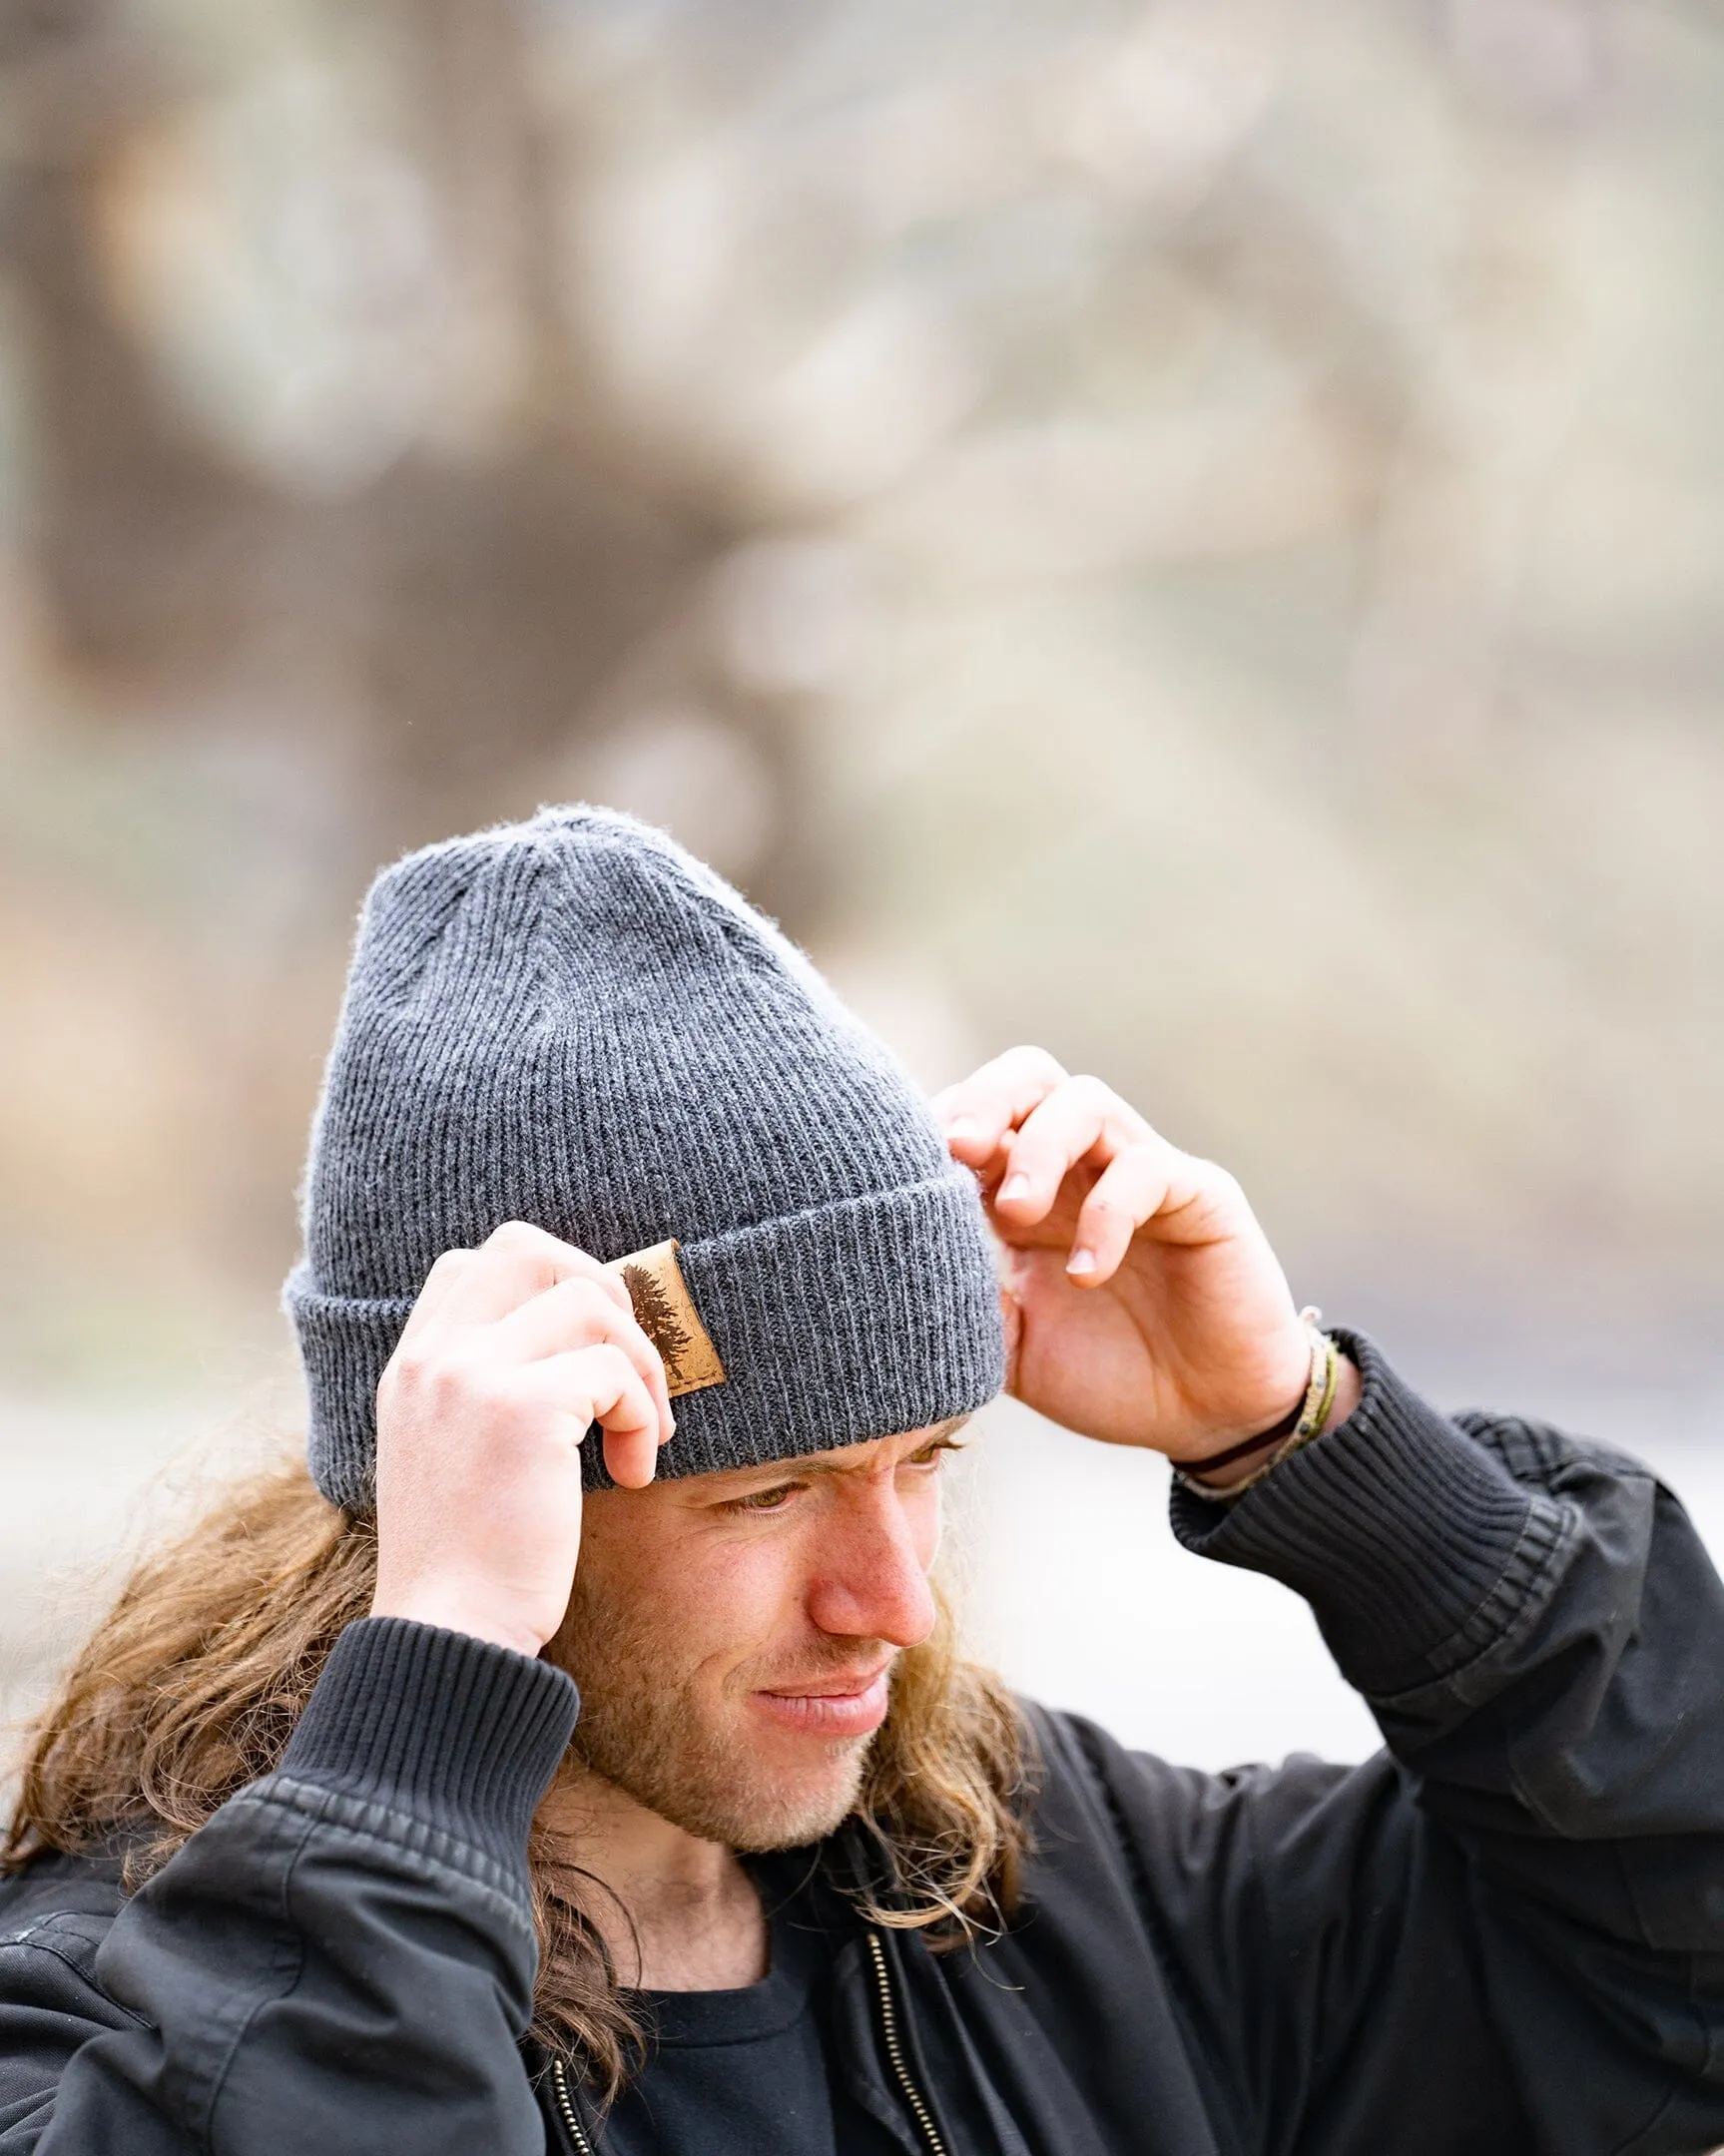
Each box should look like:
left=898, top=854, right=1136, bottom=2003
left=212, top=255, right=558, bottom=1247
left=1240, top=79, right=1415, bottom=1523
left=1170, top=1332, right=1552, bottom=1697
left=280, top=1618, right=579, bottom=1872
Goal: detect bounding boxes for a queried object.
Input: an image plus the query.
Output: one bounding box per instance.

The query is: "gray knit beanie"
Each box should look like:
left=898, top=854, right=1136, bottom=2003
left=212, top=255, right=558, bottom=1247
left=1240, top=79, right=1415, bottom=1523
left=285, top=806, right=1004, bottom=1510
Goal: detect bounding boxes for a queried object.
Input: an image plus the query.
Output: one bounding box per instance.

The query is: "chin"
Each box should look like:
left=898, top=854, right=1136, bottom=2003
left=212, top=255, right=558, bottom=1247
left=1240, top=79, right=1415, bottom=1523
left=664, top=1743, right=871, bottom=1854
left=565, top=1658, right=882, bottom=1853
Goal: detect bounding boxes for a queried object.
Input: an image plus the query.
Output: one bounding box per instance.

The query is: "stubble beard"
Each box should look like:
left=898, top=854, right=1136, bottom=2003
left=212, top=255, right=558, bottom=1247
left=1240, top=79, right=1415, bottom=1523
left=552, top=1569, right=885, bottom=1852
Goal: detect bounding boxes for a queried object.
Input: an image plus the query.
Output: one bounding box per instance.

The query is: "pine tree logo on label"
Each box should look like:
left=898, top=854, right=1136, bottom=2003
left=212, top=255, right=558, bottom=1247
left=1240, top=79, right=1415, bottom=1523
left=621, top=1263, right=691, bottom=1372
left=606, top=1239, right=727, bottom=1397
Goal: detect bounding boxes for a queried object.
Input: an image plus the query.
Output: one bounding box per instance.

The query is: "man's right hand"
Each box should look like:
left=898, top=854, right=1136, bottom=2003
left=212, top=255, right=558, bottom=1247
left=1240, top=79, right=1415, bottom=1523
left=368, top=1221, right=676, bottom=1657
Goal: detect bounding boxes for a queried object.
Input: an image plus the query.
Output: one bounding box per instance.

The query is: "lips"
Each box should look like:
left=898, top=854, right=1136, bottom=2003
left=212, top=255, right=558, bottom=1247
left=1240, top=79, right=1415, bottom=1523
left=753, top=1666, right=892, bottom=1739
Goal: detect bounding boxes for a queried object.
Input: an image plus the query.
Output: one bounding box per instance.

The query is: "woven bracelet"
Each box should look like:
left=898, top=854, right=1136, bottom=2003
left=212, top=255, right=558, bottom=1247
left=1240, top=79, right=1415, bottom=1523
left=1174, top=1312, right=1339, bottom=1493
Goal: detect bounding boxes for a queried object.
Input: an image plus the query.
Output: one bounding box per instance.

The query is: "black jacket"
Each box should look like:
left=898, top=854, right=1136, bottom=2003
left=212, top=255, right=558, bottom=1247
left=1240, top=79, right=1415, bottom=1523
left=3, top=1334, right=1723, bottom=2154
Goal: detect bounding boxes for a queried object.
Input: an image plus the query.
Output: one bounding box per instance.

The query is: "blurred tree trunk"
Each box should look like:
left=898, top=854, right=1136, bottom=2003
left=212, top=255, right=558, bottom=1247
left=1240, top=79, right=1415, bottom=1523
left=0, top=0, right=823, bottom=1291
left=0, top=0, right=815, bottom=918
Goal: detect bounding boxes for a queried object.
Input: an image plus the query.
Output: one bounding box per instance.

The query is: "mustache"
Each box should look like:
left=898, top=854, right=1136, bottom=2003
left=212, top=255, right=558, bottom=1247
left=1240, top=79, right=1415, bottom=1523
left=736, top=1640, right=899, bottom=1691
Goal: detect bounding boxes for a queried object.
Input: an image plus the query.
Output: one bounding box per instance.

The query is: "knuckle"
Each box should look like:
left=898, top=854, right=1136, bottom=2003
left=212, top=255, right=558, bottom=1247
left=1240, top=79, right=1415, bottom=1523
left=1187, top=1155, right=1240, bottom=1203
left=382, top=1345, right=484, bottom=1417
left=610, top=1327, right=652, bottom=1368
left=486, top=1218, right=547, bottom=1252
left=425, top=1353, right=485, bottom=1410
left=382, top=1344, right=433, bottom=1391
left=590, top=1343, right=639, bottom=1395
left=575, top=1280, right=634, bottom=1335
left=1001, top=1043, right=1067, bottom=1084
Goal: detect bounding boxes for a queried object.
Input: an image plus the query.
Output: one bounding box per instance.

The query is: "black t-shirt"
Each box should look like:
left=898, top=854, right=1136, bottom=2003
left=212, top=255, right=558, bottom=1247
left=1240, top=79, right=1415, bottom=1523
left=595, top=1873, right=903, bottom=2156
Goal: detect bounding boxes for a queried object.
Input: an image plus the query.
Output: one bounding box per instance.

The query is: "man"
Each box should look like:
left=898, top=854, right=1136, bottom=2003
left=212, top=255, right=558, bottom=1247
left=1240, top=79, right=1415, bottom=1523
left=2, top=803, right=1722, bottom=2155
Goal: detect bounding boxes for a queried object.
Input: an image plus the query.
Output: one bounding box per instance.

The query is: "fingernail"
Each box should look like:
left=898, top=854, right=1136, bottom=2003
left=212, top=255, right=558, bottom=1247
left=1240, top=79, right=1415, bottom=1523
left=945, top=1115, right=982, bottom=1140
left=1066, top=1247, right=1097, bottom=1279
left=999, top=1173, right=1031, bottom=1204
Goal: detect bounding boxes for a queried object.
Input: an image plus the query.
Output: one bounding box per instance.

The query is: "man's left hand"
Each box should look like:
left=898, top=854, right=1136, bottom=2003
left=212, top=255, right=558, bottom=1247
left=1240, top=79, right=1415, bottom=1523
left=933, top=1047, right=1358, bottom=1466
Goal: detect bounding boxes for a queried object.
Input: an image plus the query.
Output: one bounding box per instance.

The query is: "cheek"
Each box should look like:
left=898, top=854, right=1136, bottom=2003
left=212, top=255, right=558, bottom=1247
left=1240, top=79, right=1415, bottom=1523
left=906, top=1481, right=944, bottom=1572
left=678, top=1535, right=807, bottom=1684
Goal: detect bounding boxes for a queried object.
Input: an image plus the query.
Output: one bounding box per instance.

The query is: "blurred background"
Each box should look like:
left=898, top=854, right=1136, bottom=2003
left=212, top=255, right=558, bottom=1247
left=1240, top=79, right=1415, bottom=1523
left=3, top=0, right=1723, bottom=1772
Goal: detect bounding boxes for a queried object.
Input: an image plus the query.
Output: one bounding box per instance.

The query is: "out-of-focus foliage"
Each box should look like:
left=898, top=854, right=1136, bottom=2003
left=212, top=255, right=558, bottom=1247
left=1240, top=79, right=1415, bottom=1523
left=1, top=0, right=1721, bottom=1394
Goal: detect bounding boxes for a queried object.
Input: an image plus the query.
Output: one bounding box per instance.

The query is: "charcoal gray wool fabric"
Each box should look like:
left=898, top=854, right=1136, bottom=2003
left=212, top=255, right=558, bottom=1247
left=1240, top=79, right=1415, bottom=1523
left=285, top=806, right=1004, bottom=1510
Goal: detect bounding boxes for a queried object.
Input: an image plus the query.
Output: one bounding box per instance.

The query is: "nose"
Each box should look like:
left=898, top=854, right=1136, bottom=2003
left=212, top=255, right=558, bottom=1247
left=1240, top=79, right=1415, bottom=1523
left=805, top=1479, right=937, bottom=1649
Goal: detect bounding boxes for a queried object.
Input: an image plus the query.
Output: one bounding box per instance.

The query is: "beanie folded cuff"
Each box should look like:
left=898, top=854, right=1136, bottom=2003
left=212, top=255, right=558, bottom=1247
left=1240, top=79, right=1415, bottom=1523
left=288, top=1168, right=1004, bottom=1510
left=643, top=1168, right=1004, bottom=1488
left=286, top=1264, right=412, bottom=1511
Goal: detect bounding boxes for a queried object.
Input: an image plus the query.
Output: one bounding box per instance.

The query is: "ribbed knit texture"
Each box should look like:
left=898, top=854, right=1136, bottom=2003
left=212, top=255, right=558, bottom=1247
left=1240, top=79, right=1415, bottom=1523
left=278, top=1618, right=578, bottom=1873
left=1172, top=1332, right=1557, bottom=1697
left=286, top=806, right=1004, bottom=1509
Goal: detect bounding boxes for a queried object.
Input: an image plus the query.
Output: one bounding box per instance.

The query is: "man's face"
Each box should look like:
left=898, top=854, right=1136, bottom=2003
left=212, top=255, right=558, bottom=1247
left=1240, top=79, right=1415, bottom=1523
left=548, top=1421, right=963, bottom=1851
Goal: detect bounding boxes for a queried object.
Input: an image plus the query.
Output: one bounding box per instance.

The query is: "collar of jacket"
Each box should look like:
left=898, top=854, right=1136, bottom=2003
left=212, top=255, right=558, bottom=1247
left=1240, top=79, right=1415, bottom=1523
left=529, top=1822, right=1042, bottom=2156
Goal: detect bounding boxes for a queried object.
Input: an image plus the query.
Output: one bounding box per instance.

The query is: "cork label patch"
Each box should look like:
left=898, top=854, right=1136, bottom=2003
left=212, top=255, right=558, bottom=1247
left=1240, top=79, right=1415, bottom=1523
left=605, top=1238, right=727, bottom=1397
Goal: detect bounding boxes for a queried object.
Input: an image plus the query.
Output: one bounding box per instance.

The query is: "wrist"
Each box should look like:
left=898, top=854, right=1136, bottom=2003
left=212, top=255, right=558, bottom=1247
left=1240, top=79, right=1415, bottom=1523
left=282, top=1618, right=580, bottom=1874
left=1173, top=1317, right=1357, bottom=1493
left=1187, top=1351, right=1363, bottom=1491
left=369, top=1579, right=550, bottom=1661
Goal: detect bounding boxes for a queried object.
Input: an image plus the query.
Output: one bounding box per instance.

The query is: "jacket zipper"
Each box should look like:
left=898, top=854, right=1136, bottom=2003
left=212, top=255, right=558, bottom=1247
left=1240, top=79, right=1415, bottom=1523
left=550, top=2055, right=595, bottom=2155
left=864, top=1928, right=949, bottom=2156
left=551, top=1934, right=945, bottom=2156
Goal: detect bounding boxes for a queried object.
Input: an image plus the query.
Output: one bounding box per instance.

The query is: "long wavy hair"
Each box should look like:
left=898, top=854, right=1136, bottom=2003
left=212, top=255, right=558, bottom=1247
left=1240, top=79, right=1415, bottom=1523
left=2, top=1455, right=1033, bottom=2099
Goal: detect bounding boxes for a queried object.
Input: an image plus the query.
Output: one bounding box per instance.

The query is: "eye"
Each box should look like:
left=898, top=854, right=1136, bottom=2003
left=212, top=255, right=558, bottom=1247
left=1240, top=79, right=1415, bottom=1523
left=906, top=1436, right=963, bottom=1470
left=730, top=1480, right=804, bottom=1514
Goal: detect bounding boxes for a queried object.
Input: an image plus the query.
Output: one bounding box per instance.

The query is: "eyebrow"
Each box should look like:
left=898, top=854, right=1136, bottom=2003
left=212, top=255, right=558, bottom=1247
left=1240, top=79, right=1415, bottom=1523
left=732, top=1415, right=972, bottom=1485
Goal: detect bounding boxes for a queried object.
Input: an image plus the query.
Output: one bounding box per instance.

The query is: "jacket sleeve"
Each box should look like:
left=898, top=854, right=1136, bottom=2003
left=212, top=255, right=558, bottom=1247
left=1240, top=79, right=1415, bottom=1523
left=2, top=1617, right=577, bottom=2155
left=1103, top=1332, right=1724, bottom=2156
